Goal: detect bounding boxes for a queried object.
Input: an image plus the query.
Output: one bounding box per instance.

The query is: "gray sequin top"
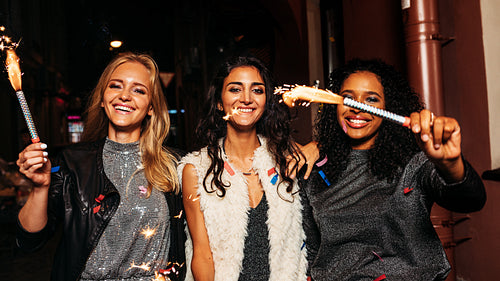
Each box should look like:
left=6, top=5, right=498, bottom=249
left=80, top=139, right=170, bottom=281
left=302, top=150, right=485, bottom=281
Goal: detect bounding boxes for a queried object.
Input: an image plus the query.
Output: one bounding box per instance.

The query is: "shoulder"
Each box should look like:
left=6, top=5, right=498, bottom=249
left=177, top=147, right=210, bottom=181
left=179, top=147, right=210, bottom=165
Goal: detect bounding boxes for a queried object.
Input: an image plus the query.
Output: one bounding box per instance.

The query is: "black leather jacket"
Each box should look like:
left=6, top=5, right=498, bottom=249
left=16, top=139, right=186, bottom=281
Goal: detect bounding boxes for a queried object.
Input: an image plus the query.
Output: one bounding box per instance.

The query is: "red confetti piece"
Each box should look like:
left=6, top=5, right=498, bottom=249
left=374, top=274, right=386, bottom=281
left=93, top=194, right=104, bottom=213
left=224, top=161, right=235, bottom=176
left=95, top=194, right=105, bottom=203
left=267, top=167, right=276, bottom=176
left=404, top=187, right=414, bottom=194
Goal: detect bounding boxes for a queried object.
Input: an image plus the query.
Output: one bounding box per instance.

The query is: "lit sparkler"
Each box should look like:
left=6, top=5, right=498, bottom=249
left=274, top=84, right=411, bottom=128
left=1, top=28, right=39, bottom=142
left=140, top=226, right=157, bottom=239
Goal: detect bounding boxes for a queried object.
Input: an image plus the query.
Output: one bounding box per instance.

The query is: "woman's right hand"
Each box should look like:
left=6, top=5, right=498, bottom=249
left=16, top=143, right=52, bottom=189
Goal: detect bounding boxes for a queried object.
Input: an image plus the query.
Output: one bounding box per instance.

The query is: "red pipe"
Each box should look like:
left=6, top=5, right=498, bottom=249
left=403, top=0, right=444, bottom=115
left=403, top=1, right=455, bottom=281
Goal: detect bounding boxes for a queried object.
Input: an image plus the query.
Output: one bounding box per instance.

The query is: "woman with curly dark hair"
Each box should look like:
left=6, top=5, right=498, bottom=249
left=301, top=59, right=486, bottom=281
left=178, top=56, right=312, bottom=281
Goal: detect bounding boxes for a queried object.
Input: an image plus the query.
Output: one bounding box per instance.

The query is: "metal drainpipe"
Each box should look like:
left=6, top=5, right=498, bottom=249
left=402, top=1, right=456, bottom=281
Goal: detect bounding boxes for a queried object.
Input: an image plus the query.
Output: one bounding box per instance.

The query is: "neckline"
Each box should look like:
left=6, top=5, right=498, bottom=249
left=222, top=136, right=262, bottom=175
left=104, top=137, right=140, bottom=152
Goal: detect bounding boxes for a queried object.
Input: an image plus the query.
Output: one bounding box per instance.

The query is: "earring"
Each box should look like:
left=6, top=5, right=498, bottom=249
left=217, top=103, right=223, bottom=111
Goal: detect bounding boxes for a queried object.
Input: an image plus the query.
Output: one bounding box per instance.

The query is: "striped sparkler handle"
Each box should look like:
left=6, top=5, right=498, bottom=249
left=343, top=97, right=411, bottom=127
left=16, top=90, right=40, bottom=143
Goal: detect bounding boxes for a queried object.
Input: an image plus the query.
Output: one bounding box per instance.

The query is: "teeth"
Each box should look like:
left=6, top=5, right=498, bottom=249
left=238, top=108, right=253, bottom=113
left=348, top=119, right=367, bottom=124
left=115, top=105, right=134, bottom=112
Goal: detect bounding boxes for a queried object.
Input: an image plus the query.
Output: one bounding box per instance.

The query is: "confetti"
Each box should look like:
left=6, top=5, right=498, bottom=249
left=315, top=156, right=328, bottom=167
left=404, top=187, right=414, bottom=194
left=138, top=185, right=148, bottom=194
left=318, top=170, right=331, bottom=187
left=224, top=161, right=235, bottom=176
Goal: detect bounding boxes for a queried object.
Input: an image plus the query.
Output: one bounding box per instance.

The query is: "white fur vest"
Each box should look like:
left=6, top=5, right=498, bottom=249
left=178, top=136, right=307, bottom=281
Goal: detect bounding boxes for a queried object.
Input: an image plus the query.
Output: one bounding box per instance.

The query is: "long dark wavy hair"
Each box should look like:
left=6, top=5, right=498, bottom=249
left=195, top=56, right=301, bottom=197
left=315, top=58, right=424, bottom=184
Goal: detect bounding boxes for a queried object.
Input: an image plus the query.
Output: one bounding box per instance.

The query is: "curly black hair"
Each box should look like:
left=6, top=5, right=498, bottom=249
left=315, top=58, right=424, bottom=184
left=195, top=56, right=301, bottom=197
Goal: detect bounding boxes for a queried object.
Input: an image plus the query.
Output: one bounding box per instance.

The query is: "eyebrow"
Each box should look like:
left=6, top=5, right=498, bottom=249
left=226, top=82, right=265, bottom=87
left=341, top=89, right=382, bottom=98
left=108, top=79, right=149, bottom=89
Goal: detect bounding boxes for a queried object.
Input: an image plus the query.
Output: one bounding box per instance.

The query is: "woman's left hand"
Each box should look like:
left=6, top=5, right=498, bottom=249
left=410, top=109, right=465, bottom=182
left=287, top=141, right=319, bottom=180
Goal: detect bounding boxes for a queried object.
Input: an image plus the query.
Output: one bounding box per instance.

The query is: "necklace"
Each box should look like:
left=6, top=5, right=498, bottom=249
left=242, top=168, right=254, bottom=176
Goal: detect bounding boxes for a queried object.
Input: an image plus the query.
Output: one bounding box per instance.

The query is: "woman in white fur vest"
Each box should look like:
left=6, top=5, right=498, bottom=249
left=178, top=56, right=311, bottom=281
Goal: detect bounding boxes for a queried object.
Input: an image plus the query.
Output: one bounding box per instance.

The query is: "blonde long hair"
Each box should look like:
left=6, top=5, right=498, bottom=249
left=81, top=52, right=179, bottom=194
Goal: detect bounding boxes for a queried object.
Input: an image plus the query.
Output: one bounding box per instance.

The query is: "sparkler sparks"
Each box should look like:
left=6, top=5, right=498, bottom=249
left=174, top=210, right=183, bottom=219
left=222, top=108, right=239, bottom=121
left=128, top=261, right=151, bottom=271
left=140, top=226, right=157, bottom=239
left=187, top=194, right=200, bottom=202
left=151, top=271, right=166, bottom=281
left=0, top=26, right=19, bottom=52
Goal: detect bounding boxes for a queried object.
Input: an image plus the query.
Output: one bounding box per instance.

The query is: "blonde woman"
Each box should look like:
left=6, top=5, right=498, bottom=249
left=16, top=52, right=184, bottom=281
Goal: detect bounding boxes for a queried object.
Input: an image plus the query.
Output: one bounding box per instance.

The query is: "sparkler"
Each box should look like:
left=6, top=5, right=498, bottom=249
left=2, top=28, right=39, bottom=142
left=275, top=84, right=411, bottom=128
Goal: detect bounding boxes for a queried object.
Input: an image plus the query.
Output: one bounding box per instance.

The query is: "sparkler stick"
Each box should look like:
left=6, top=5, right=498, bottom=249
left=5, top=47, right=40, bottom=142
left=274, top=84, right=411, bottom=128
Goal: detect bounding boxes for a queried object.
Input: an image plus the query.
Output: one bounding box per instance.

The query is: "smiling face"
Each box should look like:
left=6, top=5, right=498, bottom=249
left=101, top=61, right=153, bottom=142
left=337, top=71, right=385, bottom=150
left=220, top=66, right=266, bottom=132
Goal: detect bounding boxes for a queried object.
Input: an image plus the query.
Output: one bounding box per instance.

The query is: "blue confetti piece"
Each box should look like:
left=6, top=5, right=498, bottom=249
left=51, top=166, right=60, bottom=173
left=318, top=170, right=331, bottom=186
left=270, top=173, right=279, bottom=185
left=301, top=242, right=306, bottom=250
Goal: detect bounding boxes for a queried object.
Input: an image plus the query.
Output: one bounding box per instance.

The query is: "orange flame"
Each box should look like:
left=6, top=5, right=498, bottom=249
left=5, top=49, right=22, bottom=91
